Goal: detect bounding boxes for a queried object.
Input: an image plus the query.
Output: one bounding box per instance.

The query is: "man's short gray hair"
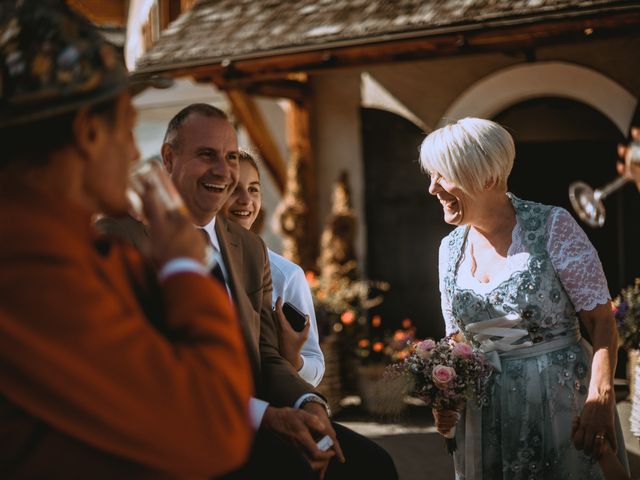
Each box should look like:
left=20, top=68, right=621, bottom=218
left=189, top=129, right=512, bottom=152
left=163, top=103, right=228, bottom=151
left=419, top=118, right=515, bottom=195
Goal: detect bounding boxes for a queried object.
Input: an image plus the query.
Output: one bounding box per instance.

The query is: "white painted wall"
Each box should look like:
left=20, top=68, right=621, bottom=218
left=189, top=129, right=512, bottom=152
left=125, top=0, right=155, bottom=70
left=311, top=71, right=366, bottom=266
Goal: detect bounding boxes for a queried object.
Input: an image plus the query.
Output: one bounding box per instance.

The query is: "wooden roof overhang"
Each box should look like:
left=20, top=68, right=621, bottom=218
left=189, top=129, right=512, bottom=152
left=135, top=6, right=640, bottom=89
left=134, top=3, right=640, bottom=196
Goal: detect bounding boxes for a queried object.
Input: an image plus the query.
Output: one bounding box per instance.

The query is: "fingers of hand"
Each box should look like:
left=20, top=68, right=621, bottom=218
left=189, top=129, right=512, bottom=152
left=433, top=409, right=459, bottom=433
left=141, top=182, right=161, bottom=223
left=572, top=424, right=586, bottom=451
left=275, top=307, right=290, bottom=331
left=327, top=427, right=345, bottom=463
left=304, top=410, right=345, bottom=464
left=282, top=411, right=326, bottom=458
left=297, top=429, right=328, bottom=459
left=318, top=460, right=331, bottom=480
left=308, top=456, right=333, bottom=473
left=274, top=302, right=294, bottom=333
left=577, top=424, right=599, bottom=455
left=606, top=425, right=618, bottom=453
left=571, top=416, right=580, bottom=437
left=301, top=318, right=311, bottom=338
left=618, top=144, right=627, bottom=159
left=300, top=410, right=326, bottom=434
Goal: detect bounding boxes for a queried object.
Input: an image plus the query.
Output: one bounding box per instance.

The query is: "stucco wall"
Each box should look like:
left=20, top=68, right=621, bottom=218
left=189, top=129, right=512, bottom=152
left=311, top=71, right=366, bottom=266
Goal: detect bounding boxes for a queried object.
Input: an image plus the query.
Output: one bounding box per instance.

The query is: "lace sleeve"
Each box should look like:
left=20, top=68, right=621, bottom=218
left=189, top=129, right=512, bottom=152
left=546, top=207, right=610, bottom=312
left=438, top=237, right=458, bottom=335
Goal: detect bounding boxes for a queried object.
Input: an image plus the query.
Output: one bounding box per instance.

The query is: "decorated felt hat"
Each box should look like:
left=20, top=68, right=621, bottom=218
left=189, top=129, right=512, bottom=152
left=0, top=0, right=169, bottom=128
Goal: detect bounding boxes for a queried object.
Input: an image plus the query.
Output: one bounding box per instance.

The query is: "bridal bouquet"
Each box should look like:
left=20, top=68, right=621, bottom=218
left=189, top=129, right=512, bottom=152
left=613, top=278, right=640, bottom=350
left=390, top=336, right=493, bottom=453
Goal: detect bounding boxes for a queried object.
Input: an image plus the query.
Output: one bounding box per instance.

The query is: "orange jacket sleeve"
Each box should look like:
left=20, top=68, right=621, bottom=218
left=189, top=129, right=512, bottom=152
left=0, top=242, right=253, bottom=477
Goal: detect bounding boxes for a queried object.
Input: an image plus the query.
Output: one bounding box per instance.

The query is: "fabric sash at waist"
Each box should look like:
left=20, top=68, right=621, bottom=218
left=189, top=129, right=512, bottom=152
left=499, top=328, right=581, bottom=361
left=465, top=313, right=581, bottom=372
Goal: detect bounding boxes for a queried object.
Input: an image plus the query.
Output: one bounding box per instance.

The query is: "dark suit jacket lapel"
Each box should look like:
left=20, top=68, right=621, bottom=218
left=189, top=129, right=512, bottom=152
left=215, top=217, right=260, bottom=374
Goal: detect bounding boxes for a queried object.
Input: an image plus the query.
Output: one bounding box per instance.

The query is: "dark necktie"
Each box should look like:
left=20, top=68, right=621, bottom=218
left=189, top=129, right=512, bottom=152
left=211, top=260, right=226, bottom=288
left=199, top=228, right=227, bottom=289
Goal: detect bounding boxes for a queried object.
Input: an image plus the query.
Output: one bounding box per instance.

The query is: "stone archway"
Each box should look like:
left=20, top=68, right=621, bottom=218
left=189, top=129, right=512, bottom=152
left=442, top=61, right=637, bottom=134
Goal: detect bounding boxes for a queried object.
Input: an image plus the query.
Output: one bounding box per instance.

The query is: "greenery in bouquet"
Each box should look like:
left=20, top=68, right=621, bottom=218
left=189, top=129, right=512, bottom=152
left=388, top=336, right=493, bottom=411
left=613, top=278, right=640, bottom=350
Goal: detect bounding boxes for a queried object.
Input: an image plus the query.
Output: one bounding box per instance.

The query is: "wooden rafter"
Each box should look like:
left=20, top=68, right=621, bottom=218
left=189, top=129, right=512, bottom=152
left=244, top=79, right=310, bottom=104
left=67, top=0, right=126, bottom=26
left=225, top=88, right=287, bottom=193
left=285, top=97, right=318, bottom=268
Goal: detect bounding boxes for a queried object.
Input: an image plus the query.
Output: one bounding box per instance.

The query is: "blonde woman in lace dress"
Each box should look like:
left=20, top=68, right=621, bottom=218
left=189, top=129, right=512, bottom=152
left=422, top=118, right=629, bottom=479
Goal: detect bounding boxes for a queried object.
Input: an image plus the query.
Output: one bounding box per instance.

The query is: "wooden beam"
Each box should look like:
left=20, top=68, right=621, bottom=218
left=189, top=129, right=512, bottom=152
left=67, top=0, right=126, bottom=26
left=225, top=88, right=287, bottom=193
left=284, top=98, right=318, bottom=270
left=244, top=79, right=309, bottom=103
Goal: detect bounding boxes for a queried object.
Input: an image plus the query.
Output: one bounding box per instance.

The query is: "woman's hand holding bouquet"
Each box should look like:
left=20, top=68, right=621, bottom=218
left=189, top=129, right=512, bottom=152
left=391, top=335, right=493, bottom=453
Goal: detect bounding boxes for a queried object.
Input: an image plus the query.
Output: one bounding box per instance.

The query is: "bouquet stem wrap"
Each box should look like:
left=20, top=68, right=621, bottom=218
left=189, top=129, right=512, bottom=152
left=444, top=426, right=457, bottom=454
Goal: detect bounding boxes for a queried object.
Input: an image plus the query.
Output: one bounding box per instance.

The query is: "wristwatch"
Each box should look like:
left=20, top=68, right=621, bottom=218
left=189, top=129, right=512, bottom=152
left=300, top=395, right=331, bottom=418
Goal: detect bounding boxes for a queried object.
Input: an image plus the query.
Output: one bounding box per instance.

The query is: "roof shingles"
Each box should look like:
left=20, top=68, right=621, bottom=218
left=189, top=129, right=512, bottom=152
left=136, top=0, right=636, bottom=71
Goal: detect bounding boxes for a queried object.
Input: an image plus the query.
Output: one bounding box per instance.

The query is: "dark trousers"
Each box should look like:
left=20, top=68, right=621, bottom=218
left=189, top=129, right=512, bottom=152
left=222, top=422, right=398, bottom=480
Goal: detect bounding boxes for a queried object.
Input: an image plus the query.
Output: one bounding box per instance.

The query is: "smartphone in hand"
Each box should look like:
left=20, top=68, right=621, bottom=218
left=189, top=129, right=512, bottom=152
left=282, top=302, right=308, bottom=332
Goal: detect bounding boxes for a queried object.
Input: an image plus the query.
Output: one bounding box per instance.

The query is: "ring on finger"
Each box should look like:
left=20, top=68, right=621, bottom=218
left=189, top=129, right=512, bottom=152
left=594, top=433, right=605, bottom=441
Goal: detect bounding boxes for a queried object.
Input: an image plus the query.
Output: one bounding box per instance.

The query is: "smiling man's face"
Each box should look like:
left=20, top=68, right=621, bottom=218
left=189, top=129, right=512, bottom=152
left=163, top=113, right=239, bottom=226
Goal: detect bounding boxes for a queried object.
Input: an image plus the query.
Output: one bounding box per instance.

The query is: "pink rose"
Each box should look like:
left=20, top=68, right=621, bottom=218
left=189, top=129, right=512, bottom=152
left=415, top=339, right=436, bottom=359
left=432, top=365, right=456, bottom=388
left=452, top=342, right=473, bottom=358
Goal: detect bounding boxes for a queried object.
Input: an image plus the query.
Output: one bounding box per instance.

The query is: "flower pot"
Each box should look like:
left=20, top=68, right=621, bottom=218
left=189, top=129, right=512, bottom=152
left=356, top=363, right=406, bottom=417
left=317, top=334, right=343, bottom=415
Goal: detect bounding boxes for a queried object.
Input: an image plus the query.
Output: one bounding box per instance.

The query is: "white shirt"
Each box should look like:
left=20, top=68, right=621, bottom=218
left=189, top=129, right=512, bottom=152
left=268, top=249, right=325, bottom=387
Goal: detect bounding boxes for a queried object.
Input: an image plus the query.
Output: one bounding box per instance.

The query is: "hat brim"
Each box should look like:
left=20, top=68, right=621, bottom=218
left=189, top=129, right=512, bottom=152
left=129, top=73, right=174, bottom=95
left=0, top=74, right=173, bottom=129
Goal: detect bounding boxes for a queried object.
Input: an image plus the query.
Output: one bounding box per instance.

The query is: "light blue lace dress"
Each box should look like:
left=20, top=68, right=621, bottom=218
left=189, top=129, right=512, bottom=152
left=439, top=194, right=629, bottom=480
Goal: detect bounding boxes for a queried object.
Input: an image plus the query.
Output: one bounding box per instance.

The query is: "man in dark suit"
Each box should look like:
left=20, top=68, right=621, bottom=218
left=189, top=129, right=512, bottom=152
left=103, top=103, right=398, bottom=479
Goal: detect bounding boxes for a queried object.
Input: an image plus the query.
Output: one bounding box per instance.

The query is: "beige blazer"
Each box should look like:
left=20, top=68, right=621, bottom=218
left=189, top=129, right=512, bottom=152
left=215, top=216, right=315, bottom=406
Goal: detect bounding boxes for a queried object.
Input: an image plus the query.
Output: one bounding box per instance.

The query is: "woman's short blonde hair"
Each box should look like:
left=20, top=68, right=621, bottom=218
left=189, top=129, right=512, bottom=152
left=419, top=117, right=515, bottom=196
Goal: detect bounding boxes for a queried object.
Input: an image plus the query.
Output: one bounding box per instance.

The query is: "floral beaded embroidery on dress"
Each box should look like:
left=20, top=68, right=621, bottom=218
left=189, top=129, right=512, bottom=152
left=439, top=194, right=629, bottom=480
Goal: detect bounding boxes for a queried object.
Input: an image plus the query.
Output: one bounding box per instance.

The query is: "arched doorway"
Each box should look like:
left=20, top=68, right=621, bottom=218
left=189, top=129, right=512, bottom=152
left=361, top=108, right=450, bottom=339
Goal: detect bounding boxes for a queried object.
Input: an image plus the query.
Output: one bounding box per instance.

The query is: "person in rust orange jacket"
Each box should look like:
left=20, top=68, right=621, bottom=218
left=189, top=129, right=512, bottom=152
left=0, top=1, right=253, bottom=478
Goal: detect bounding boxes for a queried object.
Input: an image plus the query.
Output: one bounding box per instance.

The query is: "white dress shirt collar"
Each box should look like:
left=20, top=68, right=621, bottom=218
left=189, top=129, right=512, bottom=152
left=202, top=216, right=220, bottom=253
